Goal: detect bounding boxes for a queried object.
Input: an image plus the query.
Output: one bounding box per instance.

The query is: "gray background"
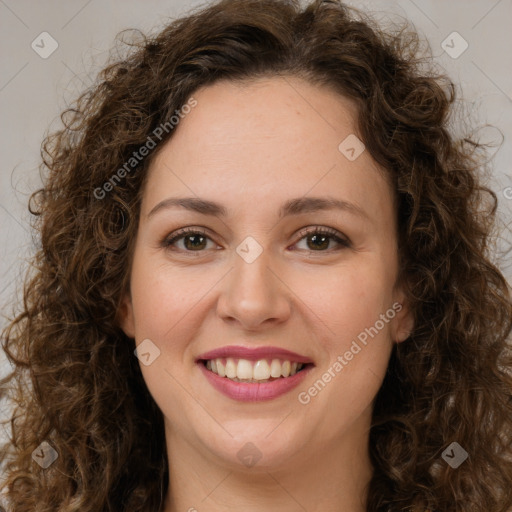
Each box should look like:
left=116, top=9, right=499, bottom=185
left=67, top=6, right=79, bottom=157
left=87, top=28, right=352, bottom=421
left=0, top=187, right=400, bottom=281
left=1, top=0, right=511, bottom=382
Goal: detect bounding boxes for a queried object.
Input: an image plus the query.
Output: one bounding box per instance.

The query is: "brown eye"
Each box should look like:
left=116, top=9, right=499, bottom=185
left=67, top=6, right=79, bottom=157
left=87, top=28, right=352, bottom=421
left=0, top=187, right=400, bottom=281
left=161, top=226, right=350, bottom=255
left=180, top=233, right=208, bottom=250
left=294, top=227, right=350, bottom=252
left=162, top=228, right=215, bottom=252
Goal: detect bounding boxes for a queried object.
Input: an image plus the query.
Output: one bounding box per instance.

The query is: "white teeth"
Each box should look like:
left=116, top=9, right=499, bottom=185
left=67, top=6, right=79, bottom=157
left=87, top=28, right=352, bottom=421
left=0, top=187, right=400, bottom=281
left=225, top=358, right=237, bottom=379
left=253, top=360, right=270, bottom=380
left=270, top=359, right=282, bottom=378
left=205, top=357, right=305, bottom=381
left=237, top=359, right=253, bottom=379
left=217, top=360, right=226, bottom=377
left=281, top=360, right=291, bottom=377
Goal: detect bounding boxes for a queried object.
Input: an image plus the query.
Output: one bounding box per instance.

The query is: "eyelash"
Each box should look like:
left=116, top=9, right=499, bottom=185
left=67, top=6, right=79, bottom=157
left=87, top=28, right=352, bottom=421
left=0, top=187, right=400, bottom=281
left=161, top=226, right=351, bottom=255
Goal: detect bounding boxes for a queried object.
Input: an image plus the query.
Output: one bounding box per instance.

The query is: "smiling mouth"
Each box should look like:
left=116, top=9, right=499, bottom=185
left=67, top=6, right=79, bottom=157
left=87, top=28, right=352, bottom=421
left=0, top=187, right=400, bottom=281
left=200, top=357, right=312, bottom=383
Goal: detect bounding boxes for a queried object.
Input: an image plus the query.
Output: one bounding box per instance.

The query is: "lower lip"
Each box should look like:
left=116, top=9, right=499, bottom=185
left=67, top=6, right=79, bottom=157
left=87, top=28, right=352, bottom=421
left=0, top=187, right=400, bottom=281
left=198, top=362, right=313, bottom=402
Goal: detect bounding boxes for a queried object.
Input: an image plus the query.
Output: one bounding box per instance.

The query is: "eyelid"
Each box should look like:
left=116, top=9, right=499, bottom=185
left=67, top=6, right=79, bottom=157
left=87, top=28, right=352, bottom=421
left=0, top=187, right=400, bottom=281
left=162, top=226, right=218, bottom=248
left=295, top=226, right=349, bottom=245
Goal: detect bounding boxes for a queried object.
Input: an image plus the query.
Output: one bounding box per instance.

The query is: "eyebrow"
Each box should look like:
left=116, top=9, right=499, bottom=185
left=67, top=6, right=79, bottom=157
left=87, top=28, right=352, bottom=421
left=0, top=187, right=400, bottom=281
left=147, top=196, right=370, bottom=221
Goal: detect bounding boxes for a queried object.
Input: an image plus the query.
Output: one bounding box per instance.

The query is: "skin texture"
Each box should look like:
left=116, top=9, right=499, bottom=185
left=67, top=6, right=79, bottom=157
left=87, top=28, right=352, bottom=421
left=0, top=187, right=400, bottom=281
left=119, top=76, right=414, bottom=512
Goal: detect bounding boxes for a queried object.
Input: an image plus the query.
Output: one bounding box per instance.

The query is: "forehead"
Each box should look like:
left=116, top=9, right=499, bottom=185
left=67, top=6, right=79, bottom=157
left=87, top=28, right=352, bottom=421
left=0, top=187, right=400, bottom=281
left=143, top=75, right=394, bottom=226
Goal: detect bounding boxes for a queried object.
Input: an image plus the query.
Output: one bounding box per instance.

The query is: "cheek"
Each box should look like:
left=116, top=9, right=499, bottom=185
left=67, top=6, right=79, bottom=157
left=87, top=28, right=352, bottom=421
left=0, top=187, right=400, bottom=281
left=294, top=260, right=395, bottom=344
left=129, top=255, right=208, bottom=339
left=292, top=265, right=395, bottom=438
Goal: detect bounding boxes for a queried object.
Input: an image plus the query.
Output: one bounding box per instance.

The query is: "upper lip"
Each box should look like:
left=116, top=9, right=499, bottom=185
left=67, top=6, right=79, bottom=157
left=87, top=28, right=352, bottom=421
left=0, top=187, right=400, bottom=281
left=196, top=345, right=314, bottom=364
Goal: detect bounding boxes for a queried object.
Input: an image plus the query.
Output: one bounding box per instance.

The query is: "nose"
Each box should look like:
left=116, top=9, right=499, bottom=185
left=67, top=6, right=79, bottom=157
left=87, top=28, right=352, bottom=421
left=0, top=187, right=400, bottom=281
left=216, top=245, right=292, bottom=331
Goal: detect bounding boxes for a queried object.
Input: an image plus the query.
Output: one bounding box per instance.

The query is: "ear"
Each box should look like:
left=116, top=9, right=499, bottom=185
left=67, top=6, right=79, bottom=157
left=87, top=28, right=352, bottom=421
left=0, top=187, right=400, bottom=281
left=391, top=293, right=414, bottom=344
left=116, top=291, right=136, bottom=338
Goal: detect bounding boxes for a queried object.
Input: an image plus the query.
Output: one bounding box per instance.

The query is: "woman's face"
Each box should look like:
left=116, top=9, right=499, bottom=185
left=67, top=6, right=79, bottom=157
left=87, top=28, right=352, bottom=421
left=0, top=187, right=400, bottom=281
left=119, top=76, right=413, bottom=472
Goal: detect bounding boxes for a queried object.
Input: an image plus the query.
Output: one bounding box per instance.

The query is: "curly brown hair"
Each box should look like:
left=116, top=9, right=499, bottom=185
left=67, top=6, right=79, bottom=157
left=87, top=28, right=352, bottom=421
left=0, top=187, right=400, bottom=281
left=1, top=0, right=511, bottom=510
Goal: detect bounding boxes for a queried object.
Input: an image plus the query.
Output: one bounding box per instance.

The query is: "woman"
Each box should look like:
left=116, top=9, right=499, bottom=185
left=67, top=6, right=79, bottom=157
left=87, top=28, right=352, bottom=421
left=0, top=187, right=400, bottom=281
left=1, top=0, right=511, bottom=510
